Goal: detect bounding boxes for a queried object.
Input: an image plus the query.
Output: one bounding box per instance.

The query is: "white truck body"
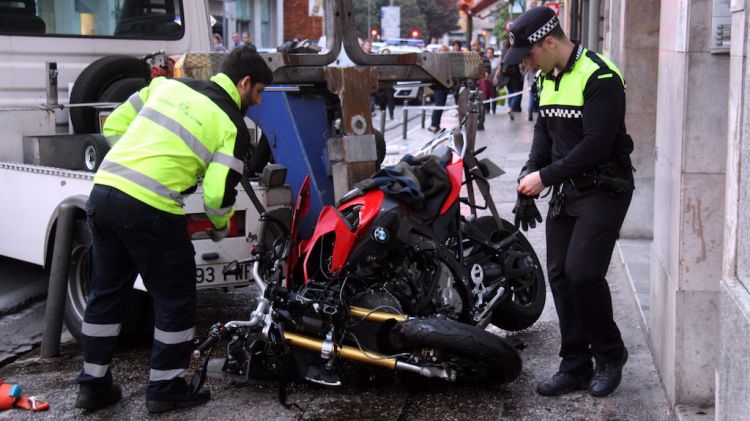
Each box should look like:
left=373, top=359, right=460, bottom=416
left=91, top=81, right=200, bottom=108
left=0, top=0, right=286, bottom=294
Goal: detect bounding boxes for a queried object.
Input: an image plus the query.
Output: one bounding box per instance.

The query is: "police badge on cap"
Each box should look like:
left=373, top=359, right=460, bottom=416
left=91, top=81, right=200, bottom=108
left=502, top=7, right=559, bottom=65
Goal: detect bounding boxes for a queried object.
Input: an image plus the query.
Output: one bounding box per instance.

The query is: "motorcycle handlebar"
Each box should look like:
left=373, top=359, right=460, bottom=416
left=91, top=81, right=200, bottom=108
left=192, top=324, right=224, bottom=357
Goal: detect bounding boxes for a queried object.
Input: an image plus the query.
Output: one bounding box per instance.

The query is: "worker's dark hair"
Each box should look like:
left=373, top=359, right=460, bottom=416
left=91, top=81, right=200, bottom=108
left=221, top=45, right=273, bottom=86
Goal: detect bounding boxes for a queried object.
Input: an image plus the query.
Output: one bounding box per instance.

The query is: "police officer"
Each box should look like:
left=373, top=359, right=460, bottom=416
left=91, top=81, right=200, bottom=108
left=75, top=46, right=272, bottom=412
left=505, top=7, right=634, bottom=397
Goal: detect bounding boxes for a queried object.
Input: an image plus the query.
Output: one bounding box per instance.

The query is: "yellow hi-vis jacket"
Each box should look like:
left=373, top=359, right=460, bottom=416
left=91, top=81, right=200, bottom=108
left=95, top=73, right=250, bottom=229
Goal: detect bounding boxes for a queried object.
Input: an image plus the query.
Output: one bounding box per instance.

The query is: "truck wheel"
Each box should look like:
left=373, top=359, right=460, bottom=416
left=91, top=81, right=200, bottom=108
left=98, top=77, right=148, bottom=131
left=81, top=135, right=110, bottom=172
left=70, top=55, right=147, bottom=134
left=63, top=218, right=153, bottom=345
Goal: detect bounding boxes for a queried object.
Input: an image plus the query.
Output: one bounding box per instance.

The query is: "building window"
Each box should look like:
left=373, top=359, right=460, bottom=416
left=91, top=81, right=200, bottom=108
left=0, top=0, right=185, bottom=40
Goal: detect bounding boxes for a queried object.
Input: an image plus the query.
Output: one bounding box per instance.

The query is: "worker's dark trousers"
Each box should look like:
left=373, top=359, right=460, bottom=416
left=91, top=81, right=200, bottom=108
left=546, top=185, right=632, bottom=375
left=76, top=185, right=196, bottom=400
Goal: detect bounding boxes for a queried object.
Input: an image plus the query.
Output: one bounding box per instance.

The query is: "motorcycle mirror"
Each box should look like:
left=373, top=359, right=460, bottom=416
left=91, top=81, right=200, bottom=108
left=478, top=158, right=505, bottom=180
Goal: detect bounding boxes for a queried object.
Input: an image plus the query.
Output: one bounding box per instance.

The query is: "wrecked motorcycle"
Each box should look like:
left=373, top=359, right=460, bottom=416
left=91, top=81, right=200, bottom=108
left=300, top=90, right=545, bottom=331
left=192, top=91, right=532, bottom=391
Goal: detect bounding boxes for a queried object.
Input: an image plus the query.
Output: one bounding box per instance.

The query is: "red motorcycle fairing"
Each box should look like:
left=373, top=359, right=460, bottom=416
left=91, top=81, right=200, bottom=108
left=439, top=154, right=464, bottom=216
left=286, top=176, right=312, bottom=286
left=302, top=190, right=385, bottom=283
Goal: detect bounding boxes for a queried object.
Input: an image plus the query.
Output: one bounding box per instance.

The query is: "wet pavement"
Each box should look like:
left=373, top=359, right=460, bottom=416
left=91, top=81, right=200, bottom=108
left=0, top=104, right=674, bottom=420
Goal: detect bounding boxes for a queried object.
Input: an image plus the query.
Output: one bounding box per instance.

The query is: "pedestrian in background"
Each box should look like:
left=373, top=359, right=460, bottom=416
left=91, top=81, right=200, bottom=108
left=376, top=48, right=395, bottom=120
left=507, top=6, right=634, bottom=399
left=361, top=39, right=373, bottom=53
left=230, top=32, right=244, bottom=49
left=495, top=39, right=524, bottom=121
left=428, top=45, right=450, bottom=133
left=242, top=32, right=254, bottom=48
left=212, top=33, right=228, bottom=52
left=485, top=47, right=498, bottom=114
left=74, top=46, right=273, bottom=413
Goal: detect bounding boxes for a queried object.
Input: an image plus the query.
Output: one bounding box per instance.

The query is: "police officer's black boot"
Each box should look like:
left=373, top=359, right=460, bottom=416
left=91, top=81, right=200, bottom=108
left=536, top=370, right=593, bottom=396
left=589, top=347, right=628, bottom=397
left=75, top=383, right=122, bottom=411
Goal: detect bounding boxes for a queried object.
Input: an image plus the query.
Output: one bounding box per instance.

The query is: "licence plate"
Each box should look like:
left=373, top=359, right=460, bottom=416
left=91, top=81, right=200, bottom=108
left=195, top=263, right=251, bottom=288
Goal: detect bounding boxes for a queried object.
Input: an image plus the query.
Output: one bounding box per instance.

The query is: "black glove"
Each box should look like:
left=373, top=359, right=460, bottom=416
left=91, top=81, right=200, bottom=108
left=206, top=223, right=230, bottom=242
left=513, top=192, right=543, bottom=231
left=517, top=161, right=537, bottom=184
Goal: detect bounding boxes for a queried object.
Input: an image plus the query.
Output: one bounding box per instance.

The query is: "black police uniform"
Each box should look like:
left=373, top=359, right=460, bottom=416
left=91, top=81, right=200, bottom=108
left=527, top=42, right=634, bottom=375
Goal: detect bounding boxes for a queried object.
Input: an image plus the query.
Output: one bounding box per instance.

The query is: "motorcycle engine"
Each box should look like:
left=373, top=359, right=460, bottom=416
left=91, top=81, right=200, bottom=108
left=431, top=259, right=463, bottom=316
left=381, top=252, right=464, bottom=318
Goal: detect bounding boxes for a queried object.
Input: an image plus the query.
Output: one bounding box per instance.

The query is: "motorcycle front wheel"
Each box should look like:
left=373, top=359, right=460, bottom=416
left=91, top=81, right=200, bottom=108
left=388, top=318, right=521, bottom=384
left=469, top=216, right=546, bottom=331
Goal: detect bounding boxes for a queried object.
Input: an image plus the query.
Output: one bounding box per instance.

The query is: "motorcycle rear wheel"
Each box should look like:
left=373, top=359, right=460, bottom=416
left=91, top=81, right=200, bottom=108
left=388, top=318, right=521, bottom=384
left=470, top=216, right=546, bottom=331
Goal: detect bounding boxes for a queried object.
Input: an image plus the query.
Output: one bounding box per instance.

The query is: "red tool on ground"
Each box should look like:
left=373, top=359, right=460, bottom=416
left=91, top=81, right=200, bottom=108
left=0, top=379, right=49, bottom=412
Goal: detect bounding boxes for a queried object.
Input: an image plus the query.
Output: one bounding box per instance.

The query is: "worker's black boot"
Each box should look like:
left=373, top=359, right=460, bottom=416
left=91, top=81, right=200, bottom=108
left=146, top=379, right=210, bottom=413
left=75, top=383, right=122, bottom=411
left=589, top=347, right=628, bottom=397
left=146, top=389, right=210, bottom=413
left=536, top=370, right=593, bottom=396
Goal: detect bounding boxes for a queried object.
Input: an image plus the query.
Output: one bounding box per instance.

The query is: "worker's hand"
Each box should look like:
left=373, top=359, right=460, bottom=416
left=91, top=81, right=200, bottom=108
left=518, top=170, right=545, bottom=197
left=512, top=192, right=543, bottom=231
left=206, top=224, right=229, bottom=242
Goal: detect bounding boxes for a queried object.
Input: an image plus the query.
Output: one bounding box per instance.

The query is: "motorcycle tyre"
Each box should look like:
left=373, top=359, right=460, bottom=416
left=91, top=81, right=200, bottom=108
left=389, top=318, right=521, bottom=384
left=471, top=216, right=546, bottom=332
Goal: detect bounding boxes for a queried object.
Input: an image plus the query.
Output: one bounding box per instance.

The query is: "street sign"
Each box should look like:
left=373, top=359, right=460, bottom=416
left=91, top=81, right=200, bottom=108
left=381, top=6, right=400, bottom=40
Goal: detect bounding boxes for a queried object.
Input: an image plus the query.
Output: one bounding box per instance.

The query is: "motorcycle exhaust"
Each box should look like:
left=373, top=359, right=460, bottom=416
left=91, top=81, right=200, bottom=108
left=348, top=306, right=408, bottom=323
left=282, top=331, right=455, bottom=381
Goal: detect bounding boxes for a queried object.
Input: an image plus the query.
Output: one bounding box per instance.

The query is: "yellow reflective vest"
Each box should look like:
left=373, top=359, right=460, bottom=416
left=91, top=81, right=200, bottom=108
left=531, top=44, right=633, bottom=186
left=96, top=73, right=249, bottom=229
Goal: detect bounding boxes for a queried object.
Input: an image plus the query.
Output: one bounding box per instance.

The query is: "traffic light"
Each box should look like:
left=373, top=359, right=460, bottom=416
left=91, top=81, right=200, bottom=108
left=457, top=0, right=473, bottom=15
left=410, top=28, right=420, bottom=39
left=370, top=28, right=379, bottom=40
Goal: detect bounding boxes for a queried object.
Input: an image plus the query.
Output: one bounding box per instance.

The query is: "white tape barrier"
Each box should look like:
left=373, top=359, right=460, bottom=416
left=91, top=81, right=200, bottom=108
left=401, top=88, right=530, bottom=111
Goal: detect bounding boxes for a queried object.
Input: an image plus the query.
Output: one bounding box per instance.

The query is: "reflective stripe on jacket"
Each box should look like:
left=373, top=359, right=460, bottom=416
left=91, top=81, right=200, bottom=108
left=96, top=73, right=249, bottom=229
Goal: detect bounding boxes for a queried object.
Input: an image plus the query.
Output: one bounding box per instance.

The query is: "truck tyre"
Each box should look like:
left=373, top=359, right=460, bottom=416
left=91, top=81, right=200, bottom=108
left=98, top=77, right=148, bottom=129
left=70, top=55, right=147, bottom=134
left=81, top=135, right=110, bottom=172
left=64, top=218, right=153, bottom=346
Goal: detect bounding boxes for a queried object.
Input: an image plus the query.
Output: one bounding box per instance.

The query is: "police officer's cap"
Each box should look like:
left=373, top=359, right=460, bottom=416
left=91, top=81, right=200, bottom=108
left=503, top=7, right=559, bottom=65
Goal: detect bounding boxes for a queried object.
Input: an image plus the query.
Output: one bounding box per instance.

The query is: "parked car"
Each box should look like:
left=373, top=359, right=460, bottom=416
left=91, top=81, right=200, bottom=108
left=393, top=81, right=434, bottom=104
left=384, top=38, right=425, bottom=49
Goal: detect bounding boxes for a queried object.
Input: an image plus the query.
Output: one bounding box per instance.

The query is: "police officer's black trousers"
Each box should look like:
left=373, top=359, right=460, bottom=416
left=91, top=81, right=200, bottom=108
left=77, top=185, right=197, bottom=400
left=545, top=186, right=632, bottom=375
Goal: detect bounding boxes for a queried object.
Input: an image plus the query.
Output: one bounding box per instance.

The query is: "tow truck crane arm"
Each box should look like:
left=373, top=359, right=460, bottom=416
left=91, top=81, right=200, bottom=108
left=179, top=0, right=483, bottom=236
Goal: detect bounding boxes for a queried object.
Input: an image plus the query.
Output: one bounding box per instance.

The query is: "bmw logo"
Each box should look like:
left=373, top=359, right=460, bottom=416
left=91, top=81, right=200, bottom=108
left=373, top=227, right=389, bottom=243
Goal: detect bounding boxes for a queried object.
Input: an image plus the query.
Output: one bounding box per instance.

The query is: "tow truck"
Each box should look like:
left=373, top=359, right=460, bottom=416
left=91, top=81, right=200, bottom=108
left=0, top=0, right=482, bottom=349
